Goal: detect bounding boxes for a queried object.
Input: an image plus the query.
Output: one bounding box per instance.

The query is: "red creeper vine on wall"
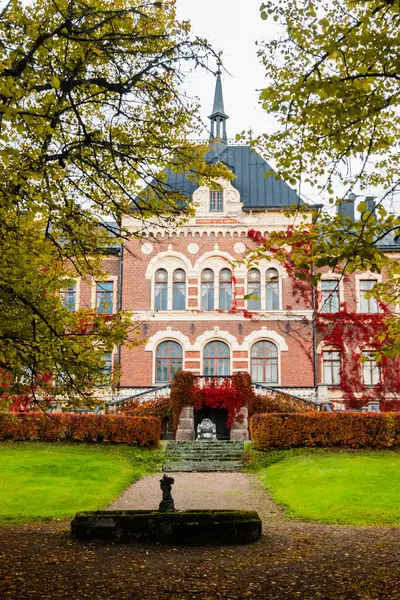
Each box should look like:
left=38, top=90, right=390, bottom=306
left=248, top=229, right=400, bottom=411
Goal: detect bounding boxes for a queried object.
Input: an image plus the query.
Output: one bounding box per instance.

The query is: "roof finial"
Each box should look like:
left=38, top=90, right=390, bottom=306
left=209, top=53, right=229, bottom=145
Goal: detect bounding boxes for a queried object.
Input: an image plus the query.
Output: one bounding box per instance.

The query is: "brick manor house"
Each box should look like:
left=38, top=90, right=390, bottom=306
left=64, top=69, right=400, bottom=437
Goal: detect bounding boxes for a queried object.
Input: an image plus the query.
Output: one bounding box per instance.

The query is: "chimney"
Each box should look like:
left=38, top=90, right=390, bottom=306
left=364, top=196, right=376, bottom=218
left=337, top=193, right=356, bottom=220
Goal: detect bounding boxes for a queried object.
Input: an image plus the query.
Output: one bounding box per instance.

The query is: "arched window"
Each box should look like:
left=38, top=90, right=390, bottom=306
left=173, top=269, right=186, bottom=310
left=219, top=268, right=232, bottom=310
left=201, top=269, right=214, bottom=310
left=155, top=269, right=168, bottom=311
left=251, top=341, right=278, bottom=383
left=266, top=268, right=279, bottom=310
left=203, top=341, right=230, bottom=376
left=247, top=269, right=261, bottom=310
left=155, top=341, right=183, bottom=383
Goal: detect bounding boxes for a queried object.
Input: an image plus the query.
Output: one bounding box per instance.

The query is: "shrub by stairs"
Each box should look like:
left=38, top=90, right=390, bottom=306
left=162, top=440, right=245, bottom=472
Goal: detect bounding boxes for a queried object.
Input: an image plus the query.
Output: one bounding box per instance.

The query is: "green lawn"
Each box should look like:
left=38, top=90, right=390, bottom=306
left=252, top=449, right=400, bottom=526
left=0, top=441, right=163, bottom=524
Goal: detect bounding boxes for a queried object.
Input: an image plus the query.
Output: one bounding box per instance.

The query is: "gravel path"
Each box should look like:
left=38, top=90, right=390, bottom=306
left=108, top=472, right=281, bottom=524
left=1, top=472, right=400, bottom=599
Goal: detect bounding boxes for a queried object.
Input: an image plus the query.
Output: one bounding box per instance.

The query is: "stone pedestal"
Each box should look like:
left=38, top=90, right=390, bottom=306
left=175, top=405, right=195, bottom=441
left=230, top=407, right=249, bottom=441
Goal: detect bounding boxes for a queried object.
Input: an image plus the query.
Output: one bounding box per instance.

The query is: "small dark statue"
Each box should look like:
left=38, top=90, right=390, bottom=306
left=159, top=474, right=175, bottom=512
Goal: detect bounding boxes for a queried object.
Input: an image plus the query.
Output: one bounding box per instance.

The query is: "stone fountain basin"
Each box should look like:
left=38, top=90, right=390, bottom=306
left=71, top=509, right=262, bottom=546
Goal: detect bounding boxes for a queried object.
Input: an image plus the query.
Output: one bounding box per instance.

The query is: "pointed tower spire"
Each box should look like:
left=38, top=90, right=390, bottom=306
left=209, top=55, right=229, bottom=144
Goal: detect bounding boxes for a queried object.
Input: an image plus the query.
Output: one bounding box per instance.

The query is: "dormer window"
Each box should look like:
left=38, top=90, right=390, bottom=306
left=209, top=190, right=223, bottom=212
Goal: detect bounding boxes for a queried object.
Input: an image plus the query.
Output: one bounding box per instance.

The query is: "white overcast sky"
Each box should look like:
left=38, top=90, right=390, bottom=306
left=176, top=0, right=400, bottom=211
left=175, top=0, right=273, bottom=141
left=175, top=0, right=329, bottom=206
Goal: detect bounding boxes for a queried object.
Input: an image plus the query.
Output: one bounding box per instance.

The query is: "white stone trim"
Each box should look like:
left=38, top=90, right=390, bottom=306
left=242, top=328, right=289, bottom=351
left=145, top=250, right=193, bottom=279
left=91, top=275, right=118, bottom=313
left=145, top=329, right=192, bottom=352
left=194, top=250, right=235, bottom=271
left=245, top=259, right=286, bottom=312
left=355, top=272, right=382, bottom=314
left=145, top=329, right=191, bottom=385
left=194, top=328, right=239, bottom=376
left=193, top=328, right=241, bottom=352
left=132, top=309, right=314, bottom=321
left=318, top=272, right=345, bottom=308
left=146, top=251, right=193, bottom=311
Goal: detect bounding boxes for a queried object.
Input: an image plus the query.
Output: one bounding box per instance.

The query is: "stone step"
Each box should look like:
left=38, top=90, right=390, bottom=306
left=163, top=440, right=245, bottom=472
left=165, top=448, right=244, bottom=456
left=162, top=460, right=244, bottom=472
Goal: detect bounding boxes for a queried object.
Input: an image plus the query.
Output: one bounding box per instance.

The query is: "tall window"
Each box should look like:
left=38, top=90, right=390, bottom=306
left=201, top=269, right=214, bottom=310
left=209, top=190, right=223, bottom=212
left=251, top=341, right=278, bottom=383
left=362, top=350, right=380, bottom=385
left=155, top=269, right=168, bottom=311
left=219, top=268, right=232, bottom=310
left=321, top=280, right=340, bottom=313
left=61, top=282, right=76, bottom=312
left=247, top=269, right=261, bottom=310
left=155, top=341, right=182, bottom=383
left=173, top=269, right=186, bottom=310
left=101, top=352, right=112, bottom=376
left=203, top=341, right=230, bottom=376
left=96, top=281, right=113, bottom=314
left=359, top=280, right=378, bottom=313
left=323, top=350, right=341, bottom=385
left=266, top=268, right=279, bottom=310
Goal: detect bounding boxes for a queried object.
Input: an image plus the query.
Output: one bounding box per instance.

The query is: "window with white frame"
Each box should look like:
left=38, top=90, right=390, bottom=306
left=96, top=281, right=113, bottom=314
left=322, top=350, right=341, bottom=385
left=321, top=280, right=340, bottom=313
left=172, top=269, right=186, bottom=310
left=247, top=269, right=261, bottom=310
left=155, top=341, right=183, bottom=383
left=203, top=341, right=230, bottom=376
left=251, top=341, right=278, bottom=383
left=359, top=279, right=378, bottom=313
left=209, top=190, right=223, bottom=212
left=362, top=350, right=380, bottom=385
left=61, top=282, right=76, bottom=312
left=201, top=269, right=215, bottom=310
left=101, top=352, right=112, bottom=376
left=266, top=268, right=279, bottom=310
left=155, top=269, right=168, bottom=311
left=219, top=268, right=232, bottom=310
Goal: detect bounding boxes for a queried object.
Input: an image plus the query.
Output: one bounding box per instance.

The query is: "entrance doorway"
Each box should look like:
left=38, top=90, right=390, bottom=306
left=194, top=406, right=230, bottom=440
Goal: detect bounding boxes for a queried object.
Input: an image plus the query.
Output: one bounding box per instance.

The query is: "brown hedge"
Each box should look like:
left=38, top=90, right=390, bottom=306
left=250, top=412, right=400, bottom=450
left=250, top=393, right=318, bottom=415
left=0, top=412, right=160, bottom=447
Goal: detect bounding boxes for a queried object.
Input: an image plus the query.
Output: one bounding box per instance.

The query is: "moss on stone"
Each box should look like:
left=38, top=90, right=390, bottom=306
left=71, top=509, right=262, bottom=545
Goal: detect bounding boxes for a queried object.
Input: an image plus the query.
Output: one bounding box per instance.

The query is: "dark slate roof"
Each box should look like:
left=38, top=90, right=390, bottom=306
left=376, top=230, right=400, bottom=250
left=163, top=144, right=303, bottom=210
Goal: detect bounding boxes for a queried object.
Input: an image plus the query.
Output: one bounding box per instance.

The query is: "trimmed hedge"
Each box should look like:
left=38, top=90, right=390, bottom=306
left=250, top=412, right=400, bottom=450
left=0, top=412, right=160, bottom=447
left=251, top=393, right=318, bottom=415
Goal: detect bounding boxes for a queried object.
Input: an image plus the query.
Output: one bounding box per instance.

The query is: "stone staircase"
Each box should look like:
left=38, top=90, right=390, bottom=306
left=162, top=440, right=245, bottom=472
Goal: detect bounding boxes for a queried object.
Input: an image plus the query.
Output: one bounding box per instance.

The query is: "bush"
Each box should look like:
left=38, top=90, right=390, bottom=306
left=251, top=393, right=318, bottom=415
left=250, top=412, right=400, bottom=450
left=121, top=396, right=172, bottom=421
left=0, top=413, right=160, bottom=447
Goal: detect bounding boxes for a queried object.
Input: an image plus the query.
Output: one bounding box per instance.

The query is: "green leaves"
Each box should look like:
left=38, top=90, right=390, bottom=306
left=0, top=0, right=228, bottom=408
